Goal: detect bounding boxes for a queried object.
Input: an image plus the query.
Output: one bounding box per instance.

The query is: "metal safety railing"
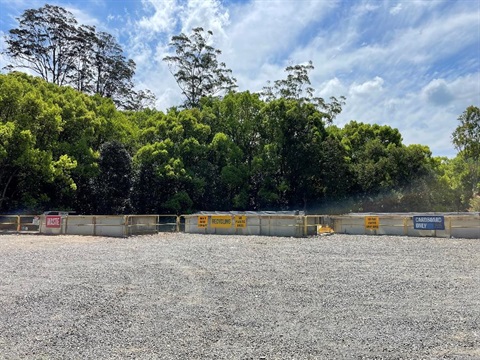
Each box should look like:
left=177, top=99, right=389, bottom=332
left=125, top=215, right=180, bottom=235
left=0, top=215, right=40, bottom=233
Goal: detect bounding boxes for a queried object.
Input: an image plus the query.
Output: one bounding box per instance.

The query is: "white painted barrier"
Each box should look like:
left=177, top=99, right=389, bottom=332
left=183, top=212, right=306, bottom=237
left=38, top=215, right=161, bottom=237
left=330, top=213, right=480, bottom=239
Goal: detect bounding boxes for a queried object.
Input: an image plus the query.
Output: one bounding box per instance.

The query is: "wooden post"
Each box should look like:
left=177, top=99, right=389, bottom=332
left=64, top=215, right=69, bottom=235
left=124, top=215, right=128, bottom=237
left=303, top=216, right=308, bottom=237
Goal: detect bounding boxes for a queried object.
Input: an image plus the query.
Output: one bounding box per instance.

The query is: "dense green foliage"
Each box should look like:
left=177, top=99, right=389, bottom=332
left=452, top=106, right=480, bottom=200
left=0, top=72, right=477, bottom=214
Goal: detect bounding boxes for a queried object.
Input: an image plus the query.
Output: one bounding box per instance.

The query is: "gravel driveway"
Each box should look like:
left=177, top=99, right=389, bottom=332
left=0, top=233, right=479, bottom=359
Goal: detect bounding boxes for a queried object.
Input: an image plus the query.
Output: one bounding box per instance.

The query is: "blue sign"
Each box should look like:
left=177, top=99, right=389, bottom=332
left=413, top=216, right=445, bottom=230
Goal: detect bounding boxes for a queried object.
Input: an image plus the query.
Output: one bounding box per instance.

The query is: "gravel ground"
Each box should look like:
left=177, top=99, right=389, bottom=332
left=0, top=233, right=479, bottom=359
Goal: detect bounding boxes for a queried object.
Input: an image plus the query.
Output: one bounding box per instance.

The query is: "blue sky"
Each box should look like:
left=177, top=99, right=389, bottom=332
left=1, top=0, right=479, bottom=158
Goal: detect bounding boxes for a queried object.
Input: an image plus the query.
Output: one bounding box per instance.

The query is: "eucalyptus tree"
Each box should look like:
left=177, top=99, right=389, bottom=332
left=163, top=27, right=237, bottom=108
left=262, top=61, right=316, bottom=102
left=3, top=4, right=81, bottom=86
left=261, top=61, right=345, bottom=123
left=3, top=4, right=147, bottom=110
left=90, top=32, right=136, bottom=101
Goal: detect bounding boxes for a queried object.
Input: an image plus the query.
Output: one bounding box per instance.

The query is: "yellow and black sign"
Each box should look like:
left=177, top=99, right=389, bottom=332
left=235, top=215, right=247, bottom=228
left=211, top=215, right=232, bottom=228
left=198, top=216, right=208, bottom=228
left=365, top=216, right=379, bottom=230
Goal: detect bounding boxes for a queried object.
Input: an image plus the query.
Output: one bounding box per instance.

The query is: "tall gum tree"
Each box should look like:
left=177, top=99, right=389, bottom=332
left=3, top=4, right=80, bottom=86
left=3, top=4, right=150, bottom=110
left=163, top=27, right=237, bottom=109
left=261, top=61, right=345, bottom=123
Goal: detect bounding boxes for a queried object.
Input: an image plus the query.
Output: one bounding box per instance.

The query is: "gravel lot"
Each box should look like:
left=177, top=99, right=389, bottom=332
left=0, top=233, right=479, bottom=359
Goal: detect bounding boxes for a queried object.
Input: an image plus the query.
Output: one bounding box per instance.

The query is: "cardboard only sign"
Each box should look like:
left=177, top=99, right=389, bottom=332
left=413, top=216, right=445, bottom=230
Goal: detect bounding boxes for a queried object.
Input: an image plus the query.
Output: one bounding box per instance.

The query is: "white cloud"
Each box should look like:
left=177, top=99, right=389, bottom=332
left=421, top=79, right=454, bottom=106
left=390, top=11, right=479, bottom=65
left=291, top=4, right=479, bottom=86
left=136, top=0, right=229, bottom=41
left=178, top=0, right=229, bottom=37
left=0, top=0, right=43, bottom=11
left=127, top=0, right=231, bottom=109
left=138, top=0, right=178, bottom=35
left=350, top=77, right=384, bottom=97
left=390, top=3, right=403, bottom=15
left=448, top=73, right=480, bottom=103
left=356, top=2, right=380, bottom=16
left=67, top=7, right=101, bottom=28
left=318, top=77, right=347, bottom=99
left=220, top=0, right=338, bottom=74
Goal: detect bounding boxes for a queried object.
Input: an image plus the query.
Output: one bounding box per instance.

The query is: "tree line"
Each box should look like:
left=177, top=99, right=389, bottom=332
left=1, top=72, right=478, bottom=214
left=0, top=5, right=479, bottom=214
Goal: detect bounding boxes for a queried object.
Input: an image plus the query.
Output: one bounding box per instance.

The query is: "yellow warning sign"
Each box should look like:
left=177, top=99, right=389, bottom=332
left=198, top=216, right=208, bottom=228
left=211, top=215, right=232, bottom=228
left=365, top=216, right=379, bottom=230
left=235, top=215, right=247, bottom=228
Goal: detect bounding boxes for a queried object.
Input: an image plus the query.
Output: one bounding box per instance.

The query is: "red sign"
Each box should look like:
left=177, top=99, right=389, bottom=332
left=45, top=215, right=62, bottom=228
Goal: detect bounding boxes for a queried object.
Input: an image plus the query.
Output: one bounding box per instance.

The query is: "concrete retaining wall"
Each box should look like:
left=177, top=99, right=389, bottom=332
left=331, top=213, right=480, bottom=239
left=183, top=214, right=305, bottom=237
left=38, top=215, right=159, bottom=237
left=3, top=212, right=478, bottom=239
